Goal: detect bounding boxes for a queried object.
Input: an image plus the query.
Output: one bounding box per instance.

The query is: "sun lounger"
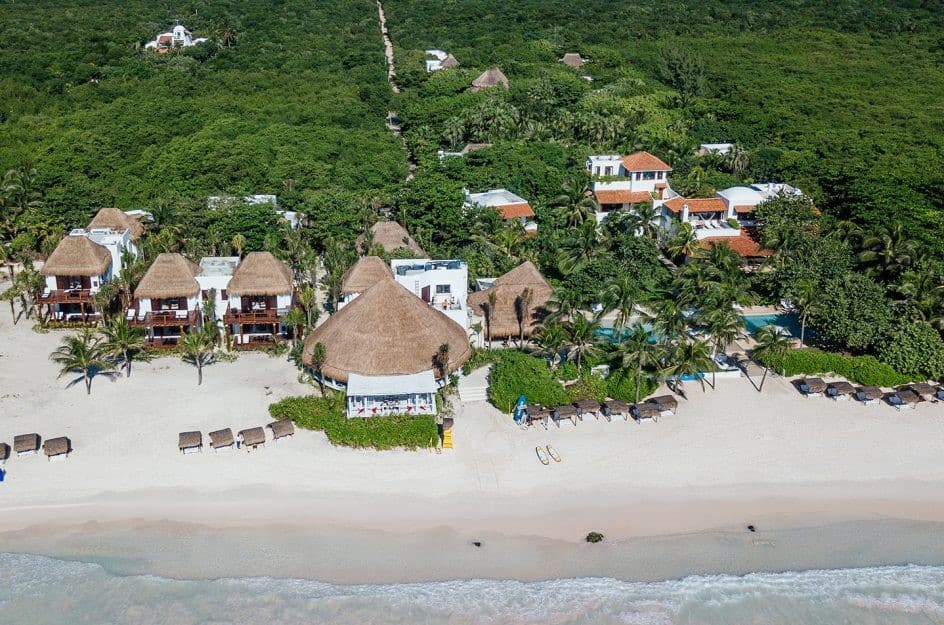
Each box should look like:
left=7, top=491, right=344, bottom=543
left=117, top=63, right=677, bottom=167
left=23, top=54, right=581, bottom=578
left=178, top=431, right=203, bottom=454
left=886, top=390, right=921, bottom=411
left=209, top=428, right=235, bottom=452
left=826, top=381, right=856, bottom=401
left=854, top=386, right=883, bottom=405
left=601, top=400, right=630, bottom=420
left=13, top=433, right=40, bottom=457
left=797, top=377, right=826, bottom=397
left=268, top=420, right=295, bottom=441
left=42, top=437, right=71, bottom=461
left=551, top=405, right=578, bottom=427
left=907, top=383, right=939, bottom=401
left=648, top=395, right=678, bottom=416
left=631, top=403, right=660, bottom=422
left=573, top=399, right=603, bottom=420
left=237, top=427, right=266, bottom=451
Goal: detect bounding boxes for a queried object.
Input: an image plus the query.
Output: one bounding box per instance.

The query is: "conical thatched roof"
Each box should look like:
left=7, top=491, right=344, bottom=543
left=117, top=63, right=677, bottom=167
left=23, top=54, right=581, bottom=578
left=440, top=54, right=458, bottom=68
left=41, top=235, right=112, bottom=277
left=471, top=67, right=509, bottom=92
left=467, top=261, right=553, bottom=339
left=341, top=256, right=393, bottom=295
left=134, top=253, right=201, bottom=299
left=303, top=278, right=471, bottom=382
left=357, top=221, right=426, bottom=255
left=227, top=252, right=294, bottom=296
left=561, top=53, right=584, bottom=68
left=88, top=208, right=144, bottom=239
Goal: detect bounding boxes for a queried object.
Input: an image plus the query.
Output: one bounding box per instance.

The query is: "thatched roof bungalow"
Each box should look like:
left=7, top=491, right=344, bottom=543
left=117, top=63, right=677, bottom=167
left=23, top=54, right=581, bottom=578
left=468, top=261, right=553, bottom=340
left=227, top=252, right=293, bottom=298
left=340, top=256, right=393, bottom=304
left=41, top=235, right=112, bottom=279
left=471, top=67, right=509, bottom=92
left=88, top=208, right=145, bottom=240
left=357, top=221, right=426, bottom=256
left=135, top=253, right=201, bottom=300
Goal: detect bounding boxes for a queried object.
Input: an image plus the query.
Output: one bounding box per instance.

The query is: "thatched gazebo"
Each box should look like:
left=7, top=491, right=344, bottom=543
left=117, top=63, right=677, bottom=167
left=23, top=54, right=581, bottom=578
left=648, top=395, right=678, bottom=415
left=209, top=428, right=235, bottom=451
left=237, top=427, right=266, bottom=450
left=601, top=400, right=629, bottom=420
left=135, top=253, right=201, bottom=302
left=304, top=277, right=470, bottom=384
left=854, top=386, right=883, bottom=405
left=561, top=53, right=585, bottom=68
left=178, top=431, right=203, bottom=454
left=43, top=436, right=71, bottom=460
left=14, top=433, right=40, bottom=457
left=41, top=235, right=112, bottom=280
left=798, top=377, right=827, bottom=396
left=440, top=54, right=459, bottom=68
left=227, top=252, right=293, bottom=299
left=357, top=221, right=425, bottom=256
left=88, top=207, right=145, bottom=239
left=268, top=420, right=295, bottom=441
left=471, top=67, right=509, bottom=92
left=341, top=256, right=394, bottom=299
left=827, top=381, right=856, bottom=400
left=467, top=261, right=553, bottom=340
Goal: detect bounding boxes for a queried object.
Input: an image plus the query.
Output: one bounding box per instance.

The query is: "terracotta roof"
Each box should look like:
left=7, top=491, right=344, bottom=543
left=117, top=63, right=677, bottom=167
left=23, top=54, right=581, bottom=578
left=701, top=228, right=772, bottom=258
left=41, top=235, right=112, bottom=277
left=663, top=197, right=728, bottom=214
left=621, top=151, right=672, bottom=172
left=734, top=205, right=756, bottom=213
left=497, top=202, right=535, bottom=219
left=594, top=190, right=652, bottom=205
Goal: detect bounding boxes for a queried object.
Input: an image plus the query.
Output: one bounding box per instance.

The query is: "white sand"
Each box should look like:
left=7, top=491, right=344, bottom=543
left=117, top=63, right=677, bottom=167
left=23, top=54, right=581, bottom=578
left=2, top=302, right=944, bottom=578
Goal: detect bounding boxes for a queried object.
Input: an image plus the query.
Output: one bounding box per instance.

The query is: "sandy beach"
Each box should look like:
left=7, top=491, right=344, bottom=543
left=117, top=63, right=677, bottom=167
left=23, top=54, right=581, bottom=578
left=3, top=304, right=944, bottom=582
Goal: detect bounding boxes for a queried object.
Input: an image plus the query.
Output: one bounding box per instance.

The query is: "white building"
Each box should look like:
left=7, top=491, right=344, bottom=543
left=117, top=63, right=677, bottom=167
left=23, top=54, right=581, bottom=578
left=391, top=258, right=469, bottom=329
left=463, top=188, right=537, bottom=233
left=130, top=253, right=203, bottom=347
left=587, top=151, right=672, bottom=220
left=697, top=143, right=734, bottom=155
left=717, top=183, right=804, bottom=218
left=196, top=257, right=239, bottom=322
left=144, top=23, right=208, bottom=53
left=207, top=194, right=301, bottom=229
left=425, top=49, right=458, bottom=72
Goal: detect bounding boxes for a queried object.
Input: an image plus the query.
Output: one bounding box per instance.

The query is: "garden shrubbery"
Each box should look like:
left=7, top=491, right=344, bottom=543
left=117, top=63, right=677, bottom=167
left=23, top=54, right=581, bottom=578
left=269, top=395, right=438, bottom=450
left=488, top=350, right=569, bottom=412
left=755, top=348, right=914, bottom=387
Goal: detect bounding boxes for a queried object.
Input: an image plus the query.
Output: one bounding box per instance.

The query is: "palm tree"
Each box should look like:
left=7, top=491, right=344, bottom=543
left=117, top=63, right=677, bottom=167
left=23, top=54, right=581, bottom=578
left=662, top=337, right=714, bottom=395
left=515, top=287, right=533, bottom=347
left=49, top=329, right=114, bottom=394
left=544, top=286, right=580, bottom=323
left=282, top=307, right=307, bottom=345
left=483, top=290, right=497, bottom=346
left=231, top=233, right=246, bottom=257
left=308, top=341, right=327, bottom=394
left=434, top=343, right=451, bottom=380
left=699, top=304, right=744, bottom=388
left=652, top=296, right=687, bottom=341
left=627, top=202, right=660, bottom=240
left=533, top=321, right=566, bottom=368
left=100, top=317, right=147, bottom=377
left=667, top=221, right=699, bottom=260
left=751, top=325, right=791, bottom=392
left=551, top=178, right=599, bottom=228
left=180, top=327, right=216, bottom=385
left=609, top=326, right=657, bottom=403
left=857, top=222, right=914, bottom=281
left=557, top=221, right=597, bottom=274
left=789, top=278, right=822, bottom=345
left=601, top=275, right=637, bottom=336
left=296, top=284, right=319, bottom=331
left=563, top=314, right=600, bottom=370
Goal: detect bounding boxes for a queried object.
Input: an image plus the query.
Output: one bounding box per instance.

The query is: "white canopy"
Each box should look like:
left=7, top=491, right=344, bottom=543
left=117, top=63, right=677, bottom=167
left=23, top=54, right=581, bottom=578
left=347, top=371, right=439, bottom=396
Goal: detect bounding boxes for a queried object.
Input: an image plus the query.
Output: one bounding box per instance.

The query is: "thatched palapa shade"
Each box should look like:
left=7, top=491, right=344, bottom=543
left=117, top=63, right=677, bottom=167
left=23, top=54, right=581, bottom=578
left=14, top=433, right=40, bottom=454
left=468, top=261, right=553, bottom=339
left=302, top=277, right=471, bottom=383
left=341, top=256, right=393, bottom=296
left=227, top=252, right=293, bottom=297
left=268, top=420, right=295, bottom=439
left=471, top=67, right=509, bottom=92
left=908, top=382, right=939, bottom=398
left=88, top=207, right=144, bottom=239
left=0, top=443, right=9, bottom=462
left=209, top=428, right=235, bottom=450
left=43, top=436, right=71, bottom=458
left=238, top=427, right=266, bottom=449
left=827, top=381, right=856, bottom=397
left=649, top=395, right=678, bottom=412
left=178, top=431, right=202, bottom=452
left=632, top=403, right=660, bottom=420
left=799, top=377, right=827, bottom=394
left=561, top=53, right=584, bottom=68
left=357, top=221, right=426, bottom=256
left=41, top=235, right=111, bottom=277
left=574, top=399, right=601, bottom=414
left=855, top=386, right=883, bottom=401
left=894, top=389, right=921, bottom=405
left=135, top=253, right=201, bottom=299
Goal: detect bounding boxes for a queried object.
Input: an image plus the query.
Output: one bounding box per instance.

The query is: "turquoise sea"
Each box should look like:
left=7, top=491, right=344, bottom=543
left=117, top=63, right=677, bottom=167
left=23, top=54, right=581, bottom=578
left=3, top=553, right=944, bottom=624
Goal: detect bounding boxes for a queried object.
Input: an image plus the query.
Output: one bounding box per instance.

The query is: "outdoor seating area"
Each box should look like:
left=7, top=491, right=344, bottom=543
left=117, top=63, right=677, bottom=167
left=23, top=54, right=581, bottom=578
left=523, top=396, right=677, bottom=429
left=792, top=378, right=943, bottom=412
left=3, top=434, right=71, bottom=462
left=180, top=420, right=296, bottom=454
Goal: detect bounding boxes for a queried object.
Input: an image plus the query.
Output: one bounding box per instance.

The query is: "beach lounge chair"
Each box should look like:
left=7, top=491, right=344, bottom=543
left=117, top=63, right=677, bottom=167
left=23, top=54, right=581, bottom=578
left=826, top=381, right=856, bottom=401
left=13, top=433, right=40, bottom=457
left=573, top=399, right=603, bottom=421
left=886, top=389, right=921, bottom=411
left=178, top=431, right=203, bottom=454
left=525, top=404, right=550, bottom=429
left=854, top=386, right=883, bottom=405
left=600, top=400, right=629, bottom=421
left=648, top=395, right=678, bottom=416
left=268, top=420, right=295, bottom=441
left=42, top=437, right=71, bottom=461
left=0, top=443, right=9, bottom=465
left=631, top=403, right=660, bottom=422
left=209, top=428, right=235, bottom=452
left=237, top=427, right=266, bottom=451
left=551, top=404, right=578, bottom=427
left=797, top=377, right=827, bottom=397
left=907, top=383, right=939, bottom=401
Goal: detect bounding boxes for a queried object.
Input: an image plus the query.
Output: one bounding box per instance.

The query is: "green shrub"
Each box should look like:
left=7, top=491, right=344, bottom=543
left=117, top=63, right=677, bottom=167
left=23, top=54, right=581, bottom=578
left=755, top=348, right=913, bottom=387
left=567, top=373, right=607, bottom=402
left=460, top=347, right=510, bottom=375
left=268, top=395, right=438, bottom=450
left=553, top=361, right=580, bottom=382
left=606, top=370, right=658, bottom=403
left=877, top=322, right=944, bottom=380
left=489, top=350, right=569, bottom=412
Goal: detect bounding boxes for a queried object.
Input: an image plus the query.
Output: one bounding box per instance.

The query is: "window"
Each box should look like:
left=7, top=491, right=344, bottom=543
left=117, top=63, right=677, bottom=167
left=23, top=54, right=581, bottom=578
left=604, top=166, right=613, bottom=176
left=222, top=289, right=228, bottom=300
left=642, top=171, right=656, bottom=181
left=657, top=172, right=663, bottom=180
left=436, top=284, right=451, bottom=294
left=635, top=172, right=642, bottom=180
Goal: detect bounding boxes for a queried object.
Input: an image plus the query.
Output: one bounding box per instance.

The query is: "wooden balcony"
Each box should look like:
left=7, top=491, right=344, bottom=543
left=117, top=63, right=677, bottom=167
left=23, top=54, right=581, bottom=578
left=145, top=336, right=182, bottom=349
left=128, top=309, right=199, bottom=328
left=39, top=289, right=95, bottom=305
left=223, top=308, right=286, bottom=325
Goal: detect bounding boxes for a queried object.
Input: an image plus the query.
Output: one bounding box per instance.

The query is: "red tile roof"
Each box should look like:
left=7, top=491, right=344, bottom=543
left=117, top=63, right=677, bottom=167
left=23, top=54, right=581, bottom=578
left=497, top=202, right=535, bottom=219
left=701, top=229, right=772, bottom=258
left=663, top=197, right=728, bottom=214
left=594, top=190, right=653, bottom=205
left=621, top=151, right=672, bottom=172
left=733, top=205, right=756, bottom=213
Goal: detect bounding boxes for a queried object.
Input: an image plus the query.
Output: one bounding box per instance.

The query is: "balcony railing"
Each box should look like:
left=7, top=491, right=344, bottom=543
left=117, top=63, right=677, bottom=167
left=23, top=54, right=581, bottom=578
left=223, top=308, right=288, bottom=324
left=128, top=309, right=199, bottom=327
left=39, top=289, right=95, bottom=304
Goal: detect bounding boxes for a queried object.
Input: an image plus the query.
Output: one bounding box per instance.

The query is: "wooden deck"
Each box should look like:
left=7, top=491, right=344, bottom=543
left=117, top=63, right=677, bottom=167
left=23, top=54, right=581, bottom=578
left=128, top=310, right=200, bottom=327
left=223, top=308, right=284, bottom=324
left=39, top=289, right=95, bottom=305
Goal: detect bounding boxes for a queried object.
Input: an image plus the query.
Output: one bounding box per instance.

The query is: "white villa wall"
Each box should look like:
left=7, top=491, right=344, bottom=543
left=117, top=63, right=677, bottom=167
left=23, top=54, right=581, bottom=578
left=587, top=155, right=668, bottom=194
left=196, top=274, right=233, bottom=321
left=87, top=228, right=137, bottom=274
left=391, top=259, right=469, bottom=329
left=136, top=295, right=200, bottom=315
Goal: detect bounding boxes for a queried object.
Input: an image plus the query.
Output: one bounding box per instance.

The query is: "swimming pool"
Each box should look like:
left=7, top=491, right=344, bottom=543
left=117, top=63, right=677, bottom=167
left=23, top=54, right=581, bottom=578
left=743, top=313, right=803, bottom=338
left=595, top=325, right=659, bottom=344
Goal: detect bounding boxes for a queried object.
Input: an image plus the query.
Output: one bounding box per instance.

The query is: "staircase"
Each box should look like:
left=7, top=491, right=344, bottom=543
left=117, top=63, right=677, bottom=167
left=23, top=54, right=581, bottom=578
left=458, top=366, right=490, bottom=403
left=441, top=426, right=453, bottom=449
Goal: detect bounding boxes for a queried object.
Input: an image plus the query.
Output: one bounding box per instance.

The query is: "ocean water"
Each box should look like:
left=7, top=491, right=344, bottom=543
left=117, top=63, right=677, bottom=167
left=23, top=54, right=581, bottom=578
left=2, top=553, right=944, bottom=625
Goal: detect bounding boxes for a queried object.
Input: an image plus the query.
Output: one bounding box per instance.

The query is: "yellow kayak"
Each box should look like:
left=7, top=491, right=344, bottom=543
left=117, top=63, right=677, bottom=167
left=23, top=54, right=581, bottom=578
left=536, top=446, right=549, bottom=465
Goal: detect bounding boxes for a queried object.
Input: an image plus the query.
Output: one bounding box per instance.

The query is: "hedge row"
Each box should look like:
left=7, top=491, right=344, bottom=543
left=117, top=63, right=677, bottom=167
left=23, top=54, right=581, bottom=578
left=488, top=351, right=570, bottom=412
left=754, top=348, right=914, bottom=387
left=268, top=395, right=438, bottom=450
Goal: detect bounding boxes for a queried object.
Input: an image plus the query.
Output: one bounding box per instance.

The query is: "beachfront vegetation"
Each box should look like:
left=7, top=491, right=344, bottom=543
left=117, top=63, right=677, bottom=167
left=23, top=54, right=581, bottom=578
left=753, top=348, right=913, bottom=388
left=49, top=328, right=116, bottom=394
left=268, top=395, right=438, bottom=450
